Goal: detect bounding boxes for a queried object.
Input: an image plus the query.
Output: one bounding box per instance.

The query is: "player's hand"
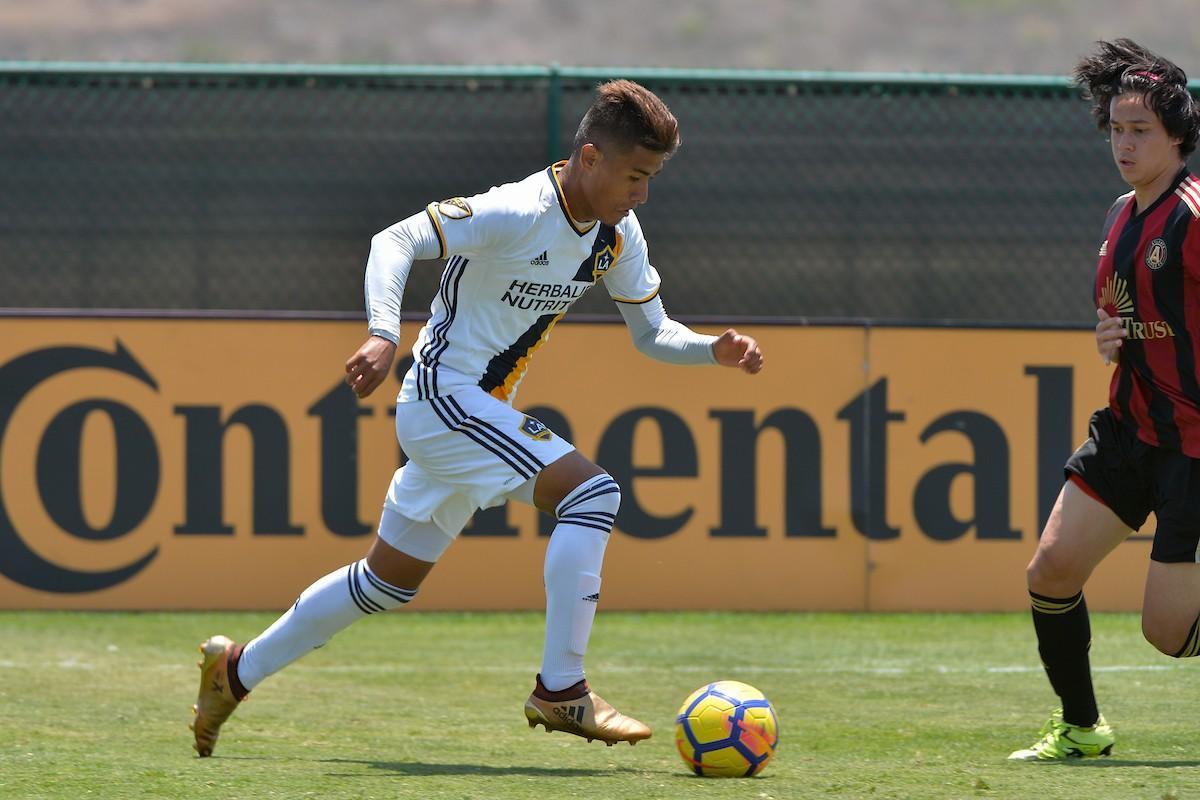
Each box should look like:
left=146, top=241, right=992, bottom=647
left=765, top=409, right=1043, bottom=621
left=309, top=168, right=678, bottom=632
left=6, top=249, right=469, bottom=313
left=1096, top=308, right=1125, bottom=366
left=712, top=329, right=764, bottom=374
left=344, top=335, right=397, bottom=398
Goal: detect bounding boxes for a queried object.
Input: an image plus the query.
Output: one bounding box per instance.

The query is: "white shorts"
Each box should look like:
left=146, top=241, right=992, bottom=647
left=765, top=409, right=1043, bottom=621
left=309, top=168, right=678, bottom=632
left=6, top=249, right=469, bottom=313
left=381, top=386, right=575, bottom=540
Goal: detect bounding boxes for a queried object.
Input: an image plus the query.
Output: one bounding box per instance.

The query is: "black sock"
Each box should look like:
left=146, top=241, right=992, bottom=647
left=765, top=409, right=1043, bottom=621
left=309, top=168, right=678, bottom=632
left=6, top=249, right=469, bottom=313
left=1029, top=590, right=1098, bottom=727
left=228, top=643, right=249, bottom=701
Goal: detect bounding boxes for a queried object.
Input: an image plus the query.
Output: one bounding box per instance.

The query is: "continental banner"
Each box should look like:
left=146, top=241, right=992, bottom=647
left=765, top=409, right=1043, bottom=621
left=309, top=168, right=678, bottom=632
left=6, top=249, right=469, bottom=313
left=0, top=318, right=1148, bottom=611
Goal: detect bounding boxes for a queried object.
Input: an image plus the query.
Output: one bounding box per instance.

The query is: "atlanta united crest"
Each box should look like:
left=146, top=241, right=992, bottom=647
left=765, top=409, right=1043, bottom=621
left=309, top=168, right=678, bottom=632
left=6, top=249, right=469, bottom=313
left=1145, top=238, right=1167, bottom=270
left=519, top=415, right=552, bottom=441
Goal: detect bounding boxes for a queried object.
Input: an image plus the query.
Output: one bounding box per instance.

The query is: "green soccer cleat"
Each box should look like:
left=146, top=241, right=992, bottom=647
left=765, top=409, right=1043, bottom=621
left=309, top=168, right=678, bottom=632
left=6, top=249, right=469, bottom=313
left=1008, top=709, right=1115, bottom=761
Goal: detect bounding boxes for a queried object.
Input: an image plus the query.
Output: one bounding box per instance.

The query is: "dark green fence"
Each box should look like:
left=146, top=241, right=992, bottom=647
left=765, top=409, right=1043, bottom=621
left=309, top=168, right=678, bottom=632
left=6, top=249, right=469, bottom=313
left=2, top=63, right=1195, bottom=323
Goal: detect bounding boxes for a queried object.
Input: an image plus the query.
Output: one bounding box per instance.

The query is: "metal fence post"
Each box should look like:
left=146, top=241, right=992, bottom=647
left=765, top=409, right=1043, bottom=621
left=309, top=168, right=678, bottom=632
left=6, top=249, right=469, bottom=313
left=546, top=62, right=561, bottom=164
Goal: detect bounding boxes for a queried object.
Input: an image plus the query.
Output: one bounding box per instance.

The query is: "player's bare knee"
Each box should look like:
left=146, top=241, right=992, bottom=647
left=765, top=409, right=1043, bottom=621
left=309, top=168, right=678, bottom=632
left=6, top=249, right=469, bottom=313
left=535, top=452, right=607, bottom=512
left=369, top=517, right=445, bottom=589
left=1143, top=610, right=1200, bottom=657
left=1023, top=558, right=1040, bottom=590
left=1025, top=549, right=1085, bottom=597
left=1141, top=619, right=1182, bottom=656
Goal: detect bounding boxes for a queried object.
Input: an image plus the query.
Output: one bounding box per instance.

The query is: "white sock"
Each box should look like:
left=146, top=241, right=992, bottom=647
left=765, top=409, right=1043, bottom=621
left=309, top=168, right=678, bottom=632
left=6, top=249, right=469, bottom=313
left=540, top=474, right=620, bottom=691
left=236, top=559, right=415, bottom=691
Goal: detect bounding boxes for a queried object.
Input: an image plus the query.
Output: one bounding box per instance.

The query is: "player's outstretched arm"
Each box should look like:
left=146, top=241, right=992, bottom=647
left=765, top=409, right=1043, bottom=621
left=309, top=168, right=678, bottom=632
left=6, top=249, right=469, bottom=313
left=345, top=335, right=397, bottom=399
left=615, top=297, right=762, bottom=373
left=712, top=329, right=764, bottom=374
left=350, top=208, right=443, bottom=399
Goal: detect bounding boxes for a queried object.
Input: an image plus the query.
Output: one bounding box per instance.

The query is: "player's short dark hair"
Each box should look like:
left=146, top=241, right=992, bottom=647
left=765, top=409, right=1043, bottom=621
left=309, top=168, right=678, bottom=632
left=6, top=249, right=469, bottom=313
left=572, top=79, right=681, bottom=157
left=1073, top=38, right=1200, bottom=158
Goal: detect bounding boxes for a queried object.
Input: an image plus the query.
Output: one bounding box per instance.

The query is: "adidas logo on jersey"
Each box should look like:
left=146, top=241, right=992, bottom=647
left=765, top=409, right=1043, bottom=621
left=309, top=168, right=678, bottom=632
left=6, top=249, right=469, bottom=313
left=530, top=250, right=549, bottom=266
left=582, top=592, right=600, bottom=603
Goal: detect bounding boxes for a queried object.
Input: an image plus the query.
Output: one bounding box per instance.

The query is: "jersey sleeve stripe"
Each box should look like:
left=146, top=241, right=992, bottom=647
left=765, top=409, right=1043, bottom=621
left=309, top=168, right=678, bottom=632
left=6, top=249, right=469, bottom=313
left=611, top=287, right=661, bottom=304
left=1177, top=180, right=1200, bottom=218
left=425, top=202, right=447, bottom=259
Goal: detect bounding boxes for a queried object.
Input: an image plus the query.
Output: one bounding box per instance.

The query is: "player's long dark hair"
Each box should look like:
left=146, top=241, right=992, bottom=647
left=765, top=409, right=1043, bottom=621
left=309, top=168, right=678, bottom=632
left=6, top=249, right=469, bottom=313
left=1074, top=39, right=1199, bottom=158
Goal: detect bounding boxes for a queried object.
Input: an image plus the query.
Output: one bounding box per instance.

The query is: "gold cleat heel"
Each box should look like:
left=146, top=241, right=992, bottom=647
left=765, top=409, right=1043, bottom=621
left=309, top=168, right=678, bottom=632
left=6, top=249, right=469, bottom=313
left=191, top=635, right=244, bottom=757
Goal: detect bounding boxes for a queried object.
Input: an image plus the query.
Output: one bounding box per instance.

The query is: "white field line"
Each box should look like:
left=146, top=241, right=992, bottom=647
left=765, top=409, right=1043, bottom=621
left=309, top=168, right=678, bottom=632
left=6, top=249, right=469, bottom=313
left=0, top=661, right=1187, bottom=675
left=282, top=663, right=1186, bottom=676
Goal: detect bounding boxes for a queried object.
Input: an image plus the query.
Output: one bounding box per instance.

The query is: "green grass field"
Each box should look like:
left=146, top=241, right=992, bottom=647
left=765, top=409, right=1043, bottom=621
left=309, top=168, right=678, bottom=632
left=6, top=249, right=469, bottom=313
left=1, top=611, right=1197, bottom=799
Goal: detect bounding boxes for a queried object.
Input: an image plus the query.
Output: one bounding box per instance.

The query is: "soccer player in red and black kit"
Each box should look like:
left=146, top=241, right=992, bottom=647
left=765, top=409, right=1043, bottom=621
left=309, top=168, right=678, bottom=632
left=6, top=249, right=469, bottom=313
left=1010, top=39, right=1200, bottom=761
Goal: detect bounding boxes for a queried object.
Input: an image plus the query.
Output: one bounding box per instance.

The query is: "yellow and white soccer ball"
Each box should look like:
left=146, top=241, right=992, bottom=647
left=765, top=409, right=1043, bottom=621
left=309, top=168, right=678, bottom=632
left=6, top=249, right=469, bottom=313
left=674, top=680, right=779, bottom=777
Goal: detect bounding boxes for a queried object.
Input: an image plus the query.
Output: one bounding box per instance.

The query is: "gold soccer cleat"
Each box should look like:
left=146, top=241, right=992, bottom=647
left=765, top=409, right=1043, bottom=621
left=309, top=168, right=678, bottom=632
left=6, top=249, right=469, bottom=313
left=190, top=635, right=244, bottom=757
left=524, top=678, right=651, bottom=746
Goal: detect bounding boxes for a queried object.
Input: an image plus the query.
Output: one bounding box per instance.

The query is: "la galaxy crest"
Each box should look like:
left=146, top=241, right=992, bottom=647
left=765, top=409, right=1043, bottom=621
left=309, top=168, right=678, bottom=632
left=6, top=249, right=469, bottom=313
left=572, top=224, right=619, bottom=282
left=1145, top=238, right=1167, bottom=270
left=577, top=245, right=616, bottom=283
left=437, top=197, right=473, bottom=220
left=519, top=415, right=552, bottom=442
left=593, top=247, right=615, bottom=274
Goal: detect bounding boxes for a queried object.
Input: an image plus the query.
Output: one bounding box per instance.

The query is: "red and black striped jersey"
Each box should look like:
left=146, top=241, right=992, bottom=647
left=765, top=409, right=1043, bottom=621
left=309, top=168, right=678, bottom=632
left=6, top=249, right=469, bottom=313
left=1095, top=168, right=1200, bottom=456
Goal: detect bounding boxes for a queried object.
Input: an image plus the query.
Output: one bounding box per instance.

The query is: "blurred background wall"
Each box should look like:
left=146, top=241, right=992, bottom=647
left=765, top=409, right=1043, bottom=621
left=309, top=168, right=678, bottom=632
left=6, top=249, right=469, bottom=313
left=0, top=1, right=1196, bottom=324
left=3, top=0, right=1198, bottom=74
left=0, top=66, right=1148, bottom=322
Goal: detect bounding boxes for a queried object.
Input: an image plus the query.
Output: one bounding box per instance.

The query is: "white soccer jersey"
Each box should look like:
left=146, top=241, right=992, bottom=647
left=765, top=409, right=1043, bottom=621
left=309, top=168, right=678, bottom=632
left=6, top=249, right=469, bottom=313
left=399, top=163, right=661, bottom=404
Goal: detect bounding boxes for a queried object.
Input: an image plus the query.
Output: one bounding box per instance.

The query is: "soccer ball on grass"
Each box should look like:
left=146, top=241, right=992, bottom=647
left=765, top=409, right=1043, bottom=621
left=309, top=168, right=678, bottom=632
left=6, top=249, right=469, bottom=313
left=674, top=680, right=779, bottom=777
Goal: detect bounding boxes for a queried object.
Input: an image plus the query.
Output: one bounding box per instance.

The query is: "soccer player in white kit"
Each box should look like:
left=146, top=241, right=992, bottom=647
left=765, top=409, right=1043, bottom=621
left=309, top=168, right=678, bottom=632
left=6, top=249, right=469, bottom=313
left=191, top=79, right=764, bottom=755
